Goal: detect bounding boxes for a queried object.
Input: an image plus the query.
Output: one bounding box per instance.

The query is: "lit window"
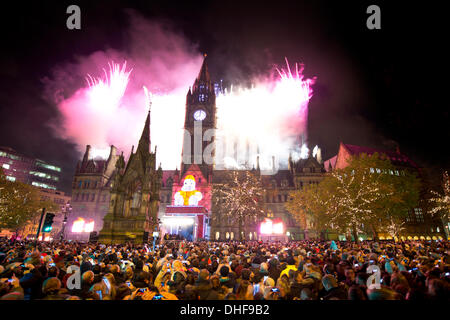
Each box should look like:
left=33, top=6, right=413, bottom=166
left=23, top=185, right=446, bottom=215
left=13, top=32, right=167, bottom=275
left=6, top=176, right=15, bottom=182
left=32, top=181, right=56, bottom=190
left=414, top=208, right=424, bottom=223
left=36, top=161, right=61, bottom=172
left=2, top=163, right=10, bottom=169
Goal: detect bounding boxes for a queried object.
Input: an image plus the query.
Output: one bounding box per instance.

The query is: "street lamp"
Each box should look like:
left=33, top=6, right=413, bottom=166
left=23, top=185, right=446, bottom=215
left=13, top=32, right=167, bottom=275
left=60, top=202, right=72, bottom=242
left=152, top=218, right=161, bottom=251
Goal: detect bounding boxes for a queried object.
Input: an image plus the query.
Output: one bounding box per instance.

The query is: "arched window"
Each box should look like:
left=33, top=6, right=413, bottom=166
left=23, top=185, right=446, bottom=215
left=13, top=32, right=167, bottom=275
left=249, top=232, right=253, bottom=240
left=215, top=231, right=220, bottom=240
left=230, top=232, right=234, bottom=240
left=166, top=177, right=173, bottom=188
left=226, top=232, right=230, bottom=240
left=131, top=184, right=142, bottom=209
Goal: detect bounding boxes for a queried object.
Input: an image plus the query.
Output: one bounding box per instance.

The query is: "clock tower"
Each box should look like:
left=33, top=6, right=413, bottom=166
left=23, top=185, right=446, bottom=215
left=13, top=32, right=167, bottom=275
left=181, top=55, right=217, bottom=180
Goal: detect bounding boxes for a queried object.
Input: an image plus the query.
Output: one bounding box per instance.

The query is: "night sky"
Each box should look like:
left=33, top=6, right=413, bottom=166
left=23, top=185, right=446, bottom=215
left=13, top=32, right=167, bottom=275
left=0, top=0, right=447, bottom=194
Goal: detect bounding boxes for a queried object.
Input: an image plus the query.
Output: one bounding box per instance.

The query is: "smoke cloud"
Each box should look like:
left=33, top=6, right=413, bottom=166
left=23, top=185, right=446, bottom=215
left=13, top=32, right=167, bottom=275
left=43, top=12, right=316, bottom=172
left=43, top=11, right=203, bottom=169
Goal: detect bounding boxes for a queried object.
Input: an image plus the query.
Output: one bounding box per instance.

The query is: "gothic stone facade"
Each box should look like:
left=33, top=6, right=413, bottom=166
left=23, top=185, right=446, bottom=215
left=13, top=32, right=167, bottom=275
left=68, top=145, right=119, bottom=241
left=99, top=111, right=162, bottom=244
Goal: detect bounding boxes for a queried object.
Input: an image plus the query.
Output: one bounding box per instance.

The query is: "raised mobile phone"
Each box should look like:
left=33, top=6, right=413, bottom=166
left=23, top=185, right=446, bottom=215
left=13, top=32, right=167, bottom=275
left=103, top=278, right=111, bottom=293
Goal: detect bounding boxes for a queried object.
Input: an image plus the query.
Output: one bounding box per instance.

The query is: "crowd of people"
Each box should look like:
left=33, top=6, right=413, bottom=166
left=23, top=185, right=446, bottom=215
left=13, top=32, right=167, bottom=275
left=0, top=237, right=448, bottom=300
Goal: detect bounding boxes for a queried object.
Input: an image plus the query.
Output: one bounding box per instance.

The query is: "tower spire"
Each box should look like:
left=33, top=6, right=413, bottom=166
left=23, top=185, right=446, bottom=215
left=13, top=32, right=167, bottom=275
left=195, top=54, right=211, bottom=86
left=138, top=87, right=152, bottom=154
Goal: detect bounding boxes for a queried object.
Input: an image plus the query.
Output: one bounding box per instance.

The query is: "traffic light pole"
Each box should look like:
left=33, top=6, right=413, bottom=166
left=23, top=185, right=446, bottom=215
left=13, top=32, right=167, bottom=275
left=35, top=207, right=46, bottom=249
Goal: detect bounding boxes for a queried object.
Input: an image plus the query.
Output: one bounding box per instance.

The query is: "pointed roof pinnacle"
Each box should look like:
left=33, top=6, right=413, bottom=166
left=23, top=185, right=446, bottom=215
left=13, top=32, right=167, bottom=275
left=137, top=110, right=151, bottom=154
left=196, top=54, right=211, bottom=84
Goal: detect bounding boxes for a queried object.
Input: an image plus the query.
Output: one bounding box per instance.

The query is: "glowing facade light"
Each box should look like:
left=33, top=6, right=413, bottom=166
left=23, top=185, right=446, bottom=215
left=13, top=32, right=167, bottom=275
left=260, top=218, right=285, bottom=235
left=162, top=217, right=194, bottom=226
left=72, top=218, right=85, bottom=233
left=71, top=217, right=95, bottom=233
left=272, top=221, right=284, bottom=234
left=84, top=220, right=95, bottom=232
left=260, top=218, right=273, bottom=234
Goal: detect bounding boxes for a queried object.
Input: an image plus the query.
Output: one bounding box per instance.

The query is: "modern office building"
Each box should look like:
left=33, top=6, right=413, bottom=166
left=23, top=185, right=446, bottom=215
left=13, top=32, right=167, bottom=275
left=0, top=146, right=62, bottom=190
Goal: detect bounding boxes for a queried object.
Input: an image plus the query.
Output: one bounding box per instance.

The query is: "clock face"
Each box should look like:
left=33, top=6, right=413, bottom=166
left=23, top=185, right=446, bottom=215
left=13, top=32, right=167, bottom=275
left=193, top=109, right=206, bottom=121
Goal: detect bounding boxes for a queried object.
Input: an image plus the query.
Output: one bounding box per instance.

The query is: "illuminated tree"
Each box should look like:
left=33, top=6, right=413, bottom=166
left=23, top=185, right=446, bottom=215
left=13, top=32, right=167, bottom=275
left=429, top=171, right=450, bottom=225
left=212, top=171, right=265, bottom=240
left=0, top=169, right=57, bottom=236
left=386, top=216, right=406, bottom=238
left=287, top=153, right=420, bottom=242
left=285, top=183, right=328, bottom=236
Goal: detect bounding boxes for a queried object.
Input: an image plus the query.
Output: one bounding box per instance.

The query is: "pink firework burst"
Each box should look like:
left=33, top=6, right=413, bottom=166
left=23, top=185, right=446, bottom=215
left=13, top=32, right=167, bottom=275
left=85, top=61, right=133, bottom=111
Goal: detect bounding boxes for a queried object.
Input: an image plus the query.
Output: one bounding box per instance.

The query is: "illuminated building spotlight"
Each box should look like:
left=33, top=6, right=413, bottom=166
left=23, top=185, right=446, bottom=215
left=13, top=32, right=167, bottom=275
left=161, top=216, right=195, bottom=226
left=260, top=218, right=285, bottom=235
left=71, top=217, right=95, bottom=233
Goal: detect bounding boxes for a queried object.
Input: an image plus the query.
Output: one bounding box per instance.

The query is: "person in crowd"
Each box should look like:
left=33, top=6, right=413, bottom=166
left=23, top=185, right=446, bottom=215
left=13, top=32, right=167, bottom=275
left=41, top=277, right=69, bottom=300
